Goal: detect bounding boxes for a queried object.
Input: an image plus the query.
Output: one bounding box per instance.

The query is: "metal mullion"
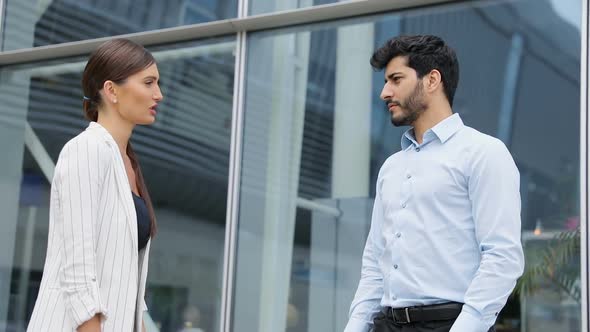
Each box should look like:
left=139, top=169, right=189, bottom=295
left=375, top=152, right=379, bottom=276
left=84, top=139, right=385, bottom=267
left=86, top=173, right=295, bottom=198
left=220, top=0, right=249, bottom=330
left=219, top=28, right=245, bottom=332
left=581, top=1, right=589, bottom=331
left=0, top=0, right=5, bottom=51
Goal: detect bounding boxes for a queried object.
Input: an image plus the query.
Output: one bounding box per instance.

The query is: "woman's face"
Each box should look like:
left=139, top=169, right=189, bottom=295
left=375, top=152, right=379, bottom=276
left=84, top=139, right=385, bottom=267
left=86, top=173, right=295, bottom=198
left=114, top=63, right=163, bottom=125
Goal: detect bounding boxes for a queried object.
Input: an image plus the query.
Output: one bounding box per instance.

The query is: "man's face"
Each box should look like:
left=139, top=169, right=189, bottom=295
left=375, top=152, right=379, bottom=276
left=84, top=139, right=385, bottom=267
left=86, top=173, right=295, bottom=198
left=380, top=56, right=428, bottom=127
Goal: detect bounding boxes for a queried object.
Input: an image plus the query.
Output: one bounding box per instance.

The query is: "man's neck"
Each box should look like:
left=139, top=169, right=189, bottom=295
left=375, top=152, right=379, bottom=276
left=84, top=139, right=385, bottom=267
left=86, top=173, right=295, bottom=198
left=412, top=104, right=453, bottom=144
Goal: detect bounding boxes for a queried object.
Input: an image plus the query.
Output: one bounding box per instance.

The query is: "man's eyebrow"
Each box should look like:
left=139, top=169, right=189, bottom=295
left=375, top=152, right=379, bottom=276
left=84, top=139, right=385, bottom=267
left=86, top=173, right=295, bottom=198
left=386, top=72, right=404, bottom=80
left=143, top=75, right=159, bottom=80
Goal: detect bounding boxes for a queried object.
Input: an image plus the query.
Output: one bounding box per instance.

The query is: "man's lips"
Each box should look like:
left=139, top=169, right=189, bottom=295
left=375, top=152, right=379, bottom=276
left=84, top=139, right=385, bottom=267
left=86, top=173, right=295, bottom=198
left=388, top=103, right=400, bottom=110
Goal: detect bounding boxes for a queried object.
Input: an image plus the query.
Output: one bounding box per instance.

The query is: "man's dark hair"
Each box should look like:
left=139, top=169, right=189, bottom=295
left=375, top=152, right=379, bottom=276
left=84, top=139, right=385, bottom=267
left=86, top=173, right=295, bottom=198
left=370, top=35, right=459, bottom=106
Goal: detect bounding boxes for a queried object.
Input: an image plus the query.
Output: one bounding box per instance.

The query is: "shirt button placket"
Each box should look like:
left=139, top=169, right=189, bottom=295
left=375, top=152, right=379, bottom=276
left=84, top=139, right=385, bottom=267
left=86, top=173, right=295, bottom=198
left=402, top=172, right=411, bottom=209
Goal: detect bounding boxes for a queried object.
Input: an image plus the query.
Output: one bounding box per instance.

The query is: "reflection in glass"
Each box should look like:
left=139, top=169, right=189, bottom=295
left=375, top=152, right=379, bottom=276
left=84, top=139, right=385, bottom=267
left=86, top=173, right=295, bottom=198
left=8, top=149, right=50, bottom=332
left=2, top=38, right=235, bottom=332
left=2, top=0, right=238, bottom=51
left=250, top=0, right=337, bottom=16
left=233, top=0, right=581, bottom=331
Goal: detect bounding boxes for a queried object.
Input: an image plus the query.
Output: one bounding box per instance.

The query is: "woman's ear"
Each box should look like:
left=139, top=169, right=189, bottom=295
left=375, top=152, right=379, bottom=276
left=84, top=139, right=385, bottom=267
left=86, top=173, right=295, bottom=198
left=102, top=80, right=118, bottom=104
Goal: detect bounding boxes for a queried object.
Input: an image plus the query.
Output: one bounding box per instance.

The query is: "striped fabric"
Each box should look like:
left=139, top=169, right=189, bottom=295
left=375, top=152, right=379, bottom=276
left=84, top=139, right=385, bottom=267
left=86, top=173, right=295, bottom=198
left=27, top=122, right=151, bottom=332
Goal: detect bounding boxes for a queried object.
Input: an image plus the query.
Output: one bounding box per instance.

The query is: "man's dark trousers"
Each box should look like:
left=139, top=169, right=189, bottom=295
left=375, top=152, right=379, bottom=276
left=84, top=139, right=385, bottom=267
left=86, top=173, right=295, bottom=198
left=372, top=309, right=496, bottom=332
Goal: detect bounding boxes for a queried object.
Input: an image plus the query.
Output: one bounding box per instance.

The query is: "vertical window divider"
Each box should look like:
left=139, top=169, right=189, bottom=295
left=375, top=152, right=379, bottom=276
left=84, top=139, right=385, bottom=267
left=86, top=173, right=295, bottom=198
left=581, top=0, right=589, bottom=330
left=0, top=0, right=5, bottom=50
left=220, top=0, right=249, bottom=331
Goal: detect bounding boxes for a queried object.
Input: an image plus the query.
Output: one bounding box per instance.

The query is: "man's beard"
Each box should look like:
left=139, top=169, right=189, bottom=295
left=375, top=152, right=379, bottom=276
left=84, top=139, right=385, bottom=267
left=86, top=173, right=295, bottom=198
left=387, top=82, right=428, bottom=127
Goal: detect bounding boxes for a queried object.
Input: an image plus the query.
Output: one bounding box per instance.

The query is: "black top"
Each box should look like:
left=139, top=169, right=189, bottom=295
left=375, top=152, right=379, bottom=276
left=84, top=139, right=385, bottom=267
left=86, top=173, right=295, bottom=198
left=132, top=192, right=151, bottom=251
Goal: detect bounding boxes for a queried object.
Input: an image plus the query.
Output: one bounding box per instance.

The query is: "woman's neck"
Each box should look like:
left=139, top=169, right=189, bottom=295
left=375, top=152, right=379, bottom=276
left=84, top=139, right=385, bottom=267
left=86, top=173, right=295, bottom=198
left=97, top=114, right=134, bottom=154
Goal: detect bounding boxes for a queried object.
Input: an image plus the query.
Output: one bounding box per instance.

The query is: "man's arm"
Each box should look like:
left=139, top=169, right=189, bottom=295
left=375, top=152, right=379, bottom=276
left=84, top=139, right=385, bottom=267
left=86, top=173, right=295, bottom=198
left=451, top=139, right=525, bottom=332
left=344, top=181, right=386, bottom=332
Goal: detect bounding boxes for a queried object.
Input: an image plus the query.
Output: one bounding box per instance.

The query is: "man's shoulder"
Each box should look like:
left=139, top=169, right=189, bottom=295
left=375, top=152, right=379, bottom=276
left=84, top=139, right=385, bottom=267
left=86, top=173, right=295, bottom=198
left=458, top=125, right=507, bottom=150
left=376, top=150, right=405, bottom=177
left=458, top=126, right=516, bottom=169
left=384, top=149, right=406, bottom=164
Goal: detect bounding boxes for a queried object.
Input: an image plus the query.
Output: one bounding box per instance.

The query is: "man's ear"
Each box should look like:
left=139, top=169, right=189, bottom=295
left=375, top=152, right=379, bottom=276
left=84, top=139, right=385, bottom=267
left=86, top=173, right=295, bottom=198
left=425, top=69, right=442, bottom=93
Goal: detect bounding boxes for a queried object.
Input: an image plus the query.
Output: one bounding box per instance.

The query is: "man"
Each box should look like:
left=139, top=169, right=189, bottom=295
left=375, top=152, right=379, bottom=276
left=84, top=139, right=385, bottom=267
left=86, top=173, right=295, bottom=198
left=344, top=35, right=524, bottom=332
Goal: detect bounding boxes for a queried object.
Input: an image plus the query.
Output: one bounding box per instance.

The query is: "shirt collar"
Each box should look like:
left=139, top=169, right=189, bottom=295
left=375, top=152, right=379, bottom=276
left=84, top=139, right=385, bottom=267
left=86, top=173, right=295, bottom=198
left=400, top=113, right=464, bottom=150
left=86, top=121, right=118, bottom=146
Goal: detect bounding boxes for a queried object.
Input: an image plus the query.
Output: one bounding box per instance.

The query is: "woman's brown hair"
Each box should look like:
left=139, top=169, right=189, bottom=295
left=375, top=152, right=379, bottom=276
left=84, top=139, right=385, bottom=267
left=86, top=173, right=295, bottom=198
left=81, top=38, right=157, bottom=237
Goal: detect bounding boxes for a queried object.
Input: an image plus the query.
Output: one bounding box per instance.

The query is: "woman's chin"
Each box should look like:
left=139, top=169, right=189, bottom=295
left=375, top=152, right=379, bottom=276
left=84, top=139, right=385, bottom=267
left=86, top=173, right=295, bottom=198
left=137, top=116, right=156, bottom=125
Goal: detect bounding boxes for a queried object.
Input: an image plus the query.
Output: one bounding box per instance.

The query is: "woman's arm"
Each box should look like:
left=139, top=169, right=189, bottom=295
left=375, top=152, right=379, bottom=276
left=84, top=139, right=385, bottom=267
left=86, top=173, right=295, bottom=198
left=77, top=314, right=102, bottom=332
left=56, top=136, right=110, bottom=329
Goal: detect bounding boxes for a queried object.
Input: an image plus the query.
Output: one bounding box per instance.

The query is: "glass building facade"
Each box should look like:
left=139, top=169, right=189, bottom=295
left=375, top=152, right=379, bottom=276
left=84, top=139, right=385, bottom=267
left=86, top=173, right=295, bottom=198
left=0, top=0, right=587, bottom=331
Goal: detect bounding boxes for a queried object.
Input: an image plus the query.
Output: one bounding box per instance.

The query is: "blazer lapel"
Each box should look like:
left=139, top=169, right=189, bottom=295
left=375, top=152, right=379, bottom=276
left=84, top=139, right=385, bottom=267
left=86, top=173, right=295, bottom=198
left=86, top=122, right=139, bottom=253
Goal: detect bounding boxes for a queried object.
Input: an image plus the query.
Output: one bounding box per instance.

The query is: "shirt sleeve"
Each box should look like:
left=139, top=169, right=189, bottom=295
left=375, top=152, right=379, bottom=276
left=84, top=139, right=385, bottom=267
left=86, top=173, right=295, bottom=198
left=450, top=139, right=524, bottom=332
left=344, top=177, right=386, bottom=332
left=55, top=137, right=110, bottom=328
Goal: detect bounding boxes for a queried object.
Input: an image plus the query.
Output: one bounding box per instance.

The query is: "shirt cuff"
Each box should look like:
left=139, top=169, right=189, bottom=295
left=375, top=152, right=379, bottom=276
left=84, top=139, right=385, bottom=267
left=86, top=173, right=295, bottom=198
left=63, top=281, right=109, bottom=328
left=344, top=317, right=371, bottom=332
left=450, top=306, right=491, bottom=332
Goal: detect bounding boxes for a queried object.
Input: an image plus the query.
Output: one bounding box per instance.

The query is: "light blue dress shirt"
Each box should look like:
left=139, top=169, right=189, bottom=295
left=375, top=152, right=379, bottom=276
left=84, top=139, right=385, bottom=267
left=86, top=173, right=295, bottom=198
left=345, top=114, right=524, bottom=332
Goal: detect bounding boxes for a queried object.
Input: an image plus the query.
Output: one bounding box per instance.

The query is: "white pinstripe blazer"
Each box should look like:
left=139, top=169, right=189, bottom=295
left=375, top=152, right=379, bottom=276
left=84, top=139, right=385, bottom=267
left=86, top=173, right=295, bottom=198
left=27, top=122, right=151, bottom=332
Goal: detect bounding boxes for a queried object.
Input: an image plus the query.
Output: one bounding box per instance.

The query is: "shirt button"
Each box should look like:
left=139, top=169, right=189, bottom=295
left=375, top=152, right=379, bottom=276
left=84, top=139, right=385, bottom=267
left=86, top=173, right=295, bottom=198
left=406, top=174, right=411, bottom=179
left=393, top=264, right=398, bottom=269
left=402, top=203, right=407, bottom=208
left=396, top=233, right=401, bottom=238
left=416, top=147, right=421, bottom=152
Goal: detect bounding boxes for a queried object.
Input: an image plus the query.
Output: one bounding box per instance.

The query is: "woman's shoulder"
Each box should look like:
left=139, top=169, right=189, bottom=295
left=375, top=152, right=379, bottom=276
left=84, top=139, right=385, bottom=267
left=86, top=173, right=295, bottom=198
left=53, top=128, right=115, bottom=185
left=61, top=125, right=112, bottom=155
left=56, top=126, right=115, bottom=172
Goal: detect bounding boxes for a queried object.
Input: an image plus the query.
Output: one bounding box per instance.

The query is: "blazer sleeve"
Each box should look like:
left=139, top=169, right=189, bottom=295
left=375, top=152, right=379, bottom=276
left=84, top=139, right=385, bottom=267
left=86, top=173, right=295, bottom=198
left=54, top=136, right=110, bottom=327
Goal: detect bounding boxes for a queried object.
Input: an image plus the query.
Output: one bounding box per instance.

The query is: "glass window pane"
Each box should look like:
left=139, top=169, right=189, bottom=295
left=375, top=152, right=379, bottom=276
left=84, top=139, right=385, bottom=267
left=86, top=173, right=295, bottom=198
left=1, top=37, right=235, bottom=332
left=250, top=0, right=337, bottom=16
left=8, top=150, right=51, bottom=332
left=233, top=1, right=582, bottom=331
left=2, top=0, right=238, bottom=51
left=0, top=64, right=28, bottom=331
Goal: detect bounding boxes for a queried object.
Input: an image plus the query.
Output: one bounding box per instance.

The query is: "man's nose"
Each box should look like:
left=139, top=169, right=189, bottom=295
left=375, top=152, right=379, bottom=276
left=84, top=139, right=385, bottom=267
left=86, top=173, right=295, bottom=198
left=380, top=84, right=392, bottom=101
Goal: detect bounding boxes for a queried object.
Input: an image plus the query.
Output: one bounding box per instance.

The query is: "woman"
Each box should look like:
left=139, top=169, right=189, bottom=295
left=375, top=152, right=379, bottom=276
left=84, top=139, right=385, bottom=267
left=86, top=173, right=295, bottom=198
left=27, top=38, right=163, bottom=332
